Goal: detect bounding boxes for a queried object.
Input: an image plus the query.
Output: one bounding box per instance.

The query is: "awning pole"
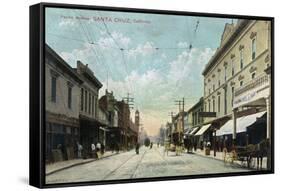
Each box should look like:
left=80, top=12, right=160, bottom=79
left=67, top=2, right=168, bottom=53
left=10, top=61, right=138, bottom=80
left=232, top=108, right=237, bottom=147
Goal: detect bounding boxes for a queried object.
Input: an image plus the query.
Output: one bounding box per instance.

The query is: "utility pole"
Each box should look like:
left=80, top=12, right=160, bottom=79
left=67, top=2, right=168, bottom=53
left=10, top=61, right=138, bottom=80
left=122, top=93, right=134, bottom=150
left=175, top=98, right=185, bottom=145
left=168, top=112, right=174, bottom=145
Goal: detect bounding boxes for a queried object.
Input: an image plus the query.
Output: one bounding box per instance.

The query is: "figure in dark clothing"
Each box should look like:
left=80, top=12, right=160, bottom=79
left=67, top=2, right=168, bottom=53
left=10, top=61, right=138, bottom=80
left=135, top=143, right=140, bottom=154
left=150, top=142, right=153, bottom=149
left=101, top=143, right=105, bottom=155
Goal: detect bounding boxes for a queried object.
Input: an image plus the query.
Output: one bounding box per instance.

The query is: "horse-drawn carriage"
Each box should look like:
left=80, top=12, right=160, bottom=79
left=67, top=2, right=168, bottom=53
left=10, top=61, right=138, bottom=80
left=224, top=139, right=269, bottom=170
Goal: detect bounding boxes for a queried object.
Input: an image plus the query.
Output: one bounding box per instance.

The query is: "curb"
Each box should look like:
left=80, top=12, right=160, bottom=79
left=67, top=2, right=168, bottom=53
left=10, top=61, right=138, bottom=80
left=46, top=152, right=119, bottom=176
left=192, top=152, right=251, bottom=169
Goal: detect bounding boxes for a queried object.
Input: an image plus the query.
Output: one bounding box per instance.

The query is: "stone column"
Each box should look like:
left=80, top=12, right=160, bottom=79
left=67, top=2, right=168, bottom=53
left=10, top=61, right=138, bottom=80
left=266, top=97, right=271, bottom=140
left=232, top=108, right=237, bottom=147
left=266, top=96, right=271, bottom=170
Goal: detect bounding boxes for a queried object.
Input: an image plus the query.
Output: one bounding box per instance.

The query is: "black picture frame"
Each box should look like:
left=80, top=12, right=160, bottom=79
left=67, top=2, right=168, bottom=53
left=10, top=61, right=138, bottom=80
left=30, top=2, right=274, bottom=188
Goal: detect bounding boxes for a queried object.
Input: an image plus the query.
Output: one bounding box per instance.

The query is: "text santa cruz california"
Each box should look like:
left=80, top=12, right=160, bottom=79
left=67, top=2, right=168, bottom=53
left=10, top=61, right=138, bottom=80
left=61, top=15, right=151, bottom=24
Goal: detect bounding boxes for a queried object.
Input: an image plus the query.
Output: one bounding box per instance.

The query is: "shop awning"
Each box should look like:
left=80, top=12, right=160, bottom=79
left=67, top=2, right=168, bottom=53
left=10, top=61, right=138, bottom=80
left=187, top=127, right=200, bottom=135
left=216, top=111, right=266, bottom=136
left=194, top=124, right=211, bottom=136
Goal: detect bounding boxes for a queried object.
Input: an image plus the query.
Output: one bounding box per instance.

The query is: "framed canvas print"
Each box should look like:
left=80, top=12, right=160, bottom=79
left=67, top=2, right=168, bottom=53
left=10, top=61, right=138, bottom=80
left=29, top=2, right=274, bottom=188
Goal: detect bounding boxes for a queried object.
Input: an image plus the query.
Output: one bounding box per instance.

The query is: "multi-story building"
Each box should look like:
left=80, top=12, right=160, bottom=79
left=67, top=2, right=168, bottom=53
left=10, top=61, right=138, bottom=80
left=99, top=90, right=119, bottom=150
left=74, top=61, right=103, bottom=156
left=116, top=100, right=130, bottom=150
left=202, top=20, right=271, bottom=148
left=172, top=111, right=188, bottom=145
left=45, top=44, right=83, bottom=162
left=187, top=97, right=204, bottom=130
left=185, top=97, right=212, bottom=149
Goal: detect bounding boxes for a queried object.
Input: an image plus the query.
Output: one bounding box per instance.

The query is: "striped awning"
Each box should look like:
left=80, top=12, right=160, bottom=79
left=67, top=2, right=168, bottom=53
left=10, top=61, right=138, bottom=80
left=194, top=124, right=211, bottom=136
left=216, top=111, right=266, bottom=136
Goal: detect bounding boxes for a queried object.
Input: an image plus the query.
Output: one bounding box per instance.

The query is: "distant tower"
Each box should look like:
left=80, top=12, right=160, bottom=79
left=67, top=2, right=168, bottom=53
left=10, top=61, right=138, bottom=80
left=135, top=110, right=140, bottom=142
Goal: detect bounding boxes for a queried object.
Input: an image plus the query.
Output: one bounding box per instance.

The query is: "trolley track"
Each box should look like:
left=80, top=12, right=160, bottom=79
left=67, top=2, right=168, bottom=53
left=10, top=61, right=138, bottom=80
left=102, top=149, right=147, bottom=180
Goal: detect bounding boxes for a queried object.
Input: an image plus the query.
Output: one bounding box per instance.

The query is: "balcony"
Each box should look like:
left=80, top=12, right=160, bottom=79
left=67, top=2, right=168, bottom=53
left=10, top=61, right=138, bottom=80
left=233, top=73, right=270, bottom=108
left=235, top=73, right=269, bottom=97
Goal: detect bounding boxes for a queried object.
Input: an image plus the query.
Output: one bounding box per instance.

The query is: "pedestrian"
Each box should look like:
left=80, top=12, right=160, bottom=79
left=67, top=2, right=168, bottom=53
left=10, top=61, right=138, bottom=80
left=150, top=142, right=153, bottom=149
left=96, top=142, right=101, bottom=158
left=193, top=141, right=197, bottom=152
left=115, top=143, right=119, bottom=154
left=135, top=143, right=140, bottom=154
left=77, top=142, right=83, bottom=159
left=101, top=143, right=105, bottom=155
left=164, top=142, right=169, bottom=156
left=91, top=143, right=96, bottom=158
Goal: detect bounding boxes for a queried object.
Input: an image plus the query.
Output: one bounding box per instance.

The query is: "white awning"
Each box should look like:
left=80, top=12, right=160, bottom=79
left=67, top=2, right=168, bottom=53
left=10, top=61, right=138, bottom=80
left=194, top=124, right=211, bottom=136
left=187, top=127, right=200, bottom=135
left=216, top=111, right=266, bottom=136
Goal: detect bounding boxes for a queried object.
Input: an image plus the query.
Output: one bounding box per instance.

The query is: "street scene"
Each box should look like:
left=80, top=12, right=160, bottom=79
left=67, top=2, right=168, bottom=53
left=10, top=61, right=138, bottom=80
left=45, top=7, right=272, bottom=184
left=46, top=146, right=250, bottom=184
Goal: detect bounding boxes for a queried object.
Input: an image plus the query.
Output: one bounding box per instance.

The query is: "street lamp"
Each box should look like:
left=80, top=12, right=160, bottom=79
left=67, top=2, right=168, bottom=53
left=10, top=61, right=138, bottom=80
left=212, top=128, right=217, bottom=157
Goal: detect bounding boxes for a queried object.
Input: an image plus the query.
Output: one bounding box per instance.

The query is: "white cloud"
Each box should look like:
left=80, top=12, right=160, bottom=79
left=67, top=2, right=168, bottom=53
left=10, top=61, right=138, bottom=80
left=102, top=47, right=215, bottom=136
left=177, top=41, right=189, bottom=48
left=59, top=41, right=215, bottom=136
left=127, top=41, right=156, bottom=59
left=97, top=31, right=131, bottom=49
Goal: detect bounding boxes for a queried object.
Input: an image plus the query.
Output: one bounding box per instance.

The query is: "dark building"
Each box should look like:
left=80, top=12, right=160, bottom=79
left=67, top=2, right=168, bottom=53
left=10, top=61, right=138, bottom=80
left=45, top=44, right=83, bottom=163
left=74, top=61, right=103, bottom=158
left=116, top=100, right=130, bottom=150
left=99, top=90, right=120, bottom=150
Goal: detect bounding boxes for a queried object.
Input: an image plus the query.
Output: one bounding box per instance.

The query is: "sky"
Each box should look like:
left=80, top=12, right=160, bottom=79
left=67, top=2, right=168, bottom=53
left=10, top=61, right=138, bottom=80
left=46, top=7, right=235, bottom=136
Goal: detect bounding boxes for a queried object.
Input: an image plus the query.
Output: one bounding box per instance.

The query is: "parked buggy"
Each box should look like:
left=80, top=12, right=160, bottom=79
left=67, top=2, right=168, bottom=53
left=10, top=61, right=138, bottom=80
left=224, top=139, right=269, bottom=170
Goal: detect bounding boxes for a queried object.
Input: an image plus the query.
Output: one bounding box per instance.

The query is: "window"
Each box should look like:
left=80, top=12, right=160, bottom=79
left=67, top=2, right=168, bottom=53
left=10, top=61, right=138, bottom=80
left=89, top=93, right=91, bottom=114
left=240, top=48, right=244, bottom=69
left=81, top=88, right=84, bottom=111
left=67, top=85, right=72, bottom=109
left=218, top=80, right=221, bottom=87
left=85, top=90, right=88, bottom=112
left=231, top=87, right=234, bottom=106
left=240, top=81, right=243, bottom=87
left=51, top=76, right=57, bottom=103
left=218, top=95, right=220, bottom=113
left=209, top=89, right=211, bottom=95
left=231, top=58, right=235, bottom=76
left=213, top=99, right=215, bottom=112
left=213, top=84, right=215, bottom=92
left=252, top=72, right=256, bottom=79
left=66, top=127, right=71, bottom=134
left=224, top=87, right=227, bottom=115
left=224, top=66, right=227, bottom=82
left=252, top=38, right=256, bottom=60
left=92, top=95, right=95, bottom=116
left=204, top=103, right=207, bottom=112
left=208, top=100, right=211, bottom=112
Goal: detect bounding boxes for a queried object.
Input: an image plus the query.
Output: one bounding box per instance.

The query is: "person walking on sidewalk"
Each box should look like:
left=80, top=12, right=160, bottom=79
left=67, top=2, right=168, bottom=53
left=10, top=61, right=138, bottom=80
left=91, top=143, right=97, bottom=158
left=77, top=142, right=83, bottom=159
left=96, top=142, right=101, bottom=158
left=135, top=143, right=140, bottom=154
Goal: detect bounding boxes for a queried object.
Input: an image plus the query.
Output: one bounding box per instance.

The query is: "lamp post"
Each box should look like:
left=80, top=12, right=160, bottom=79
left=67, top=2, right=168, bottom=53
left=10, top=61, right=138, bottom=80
left=213, top=129, right=217, bottom=157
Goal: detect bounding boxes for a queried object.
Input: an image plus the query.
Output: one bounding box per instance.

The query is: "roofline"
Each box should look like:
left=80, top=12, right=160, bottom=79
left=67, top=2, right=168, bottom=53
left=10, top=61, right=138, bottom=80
left=45, top=44, right=83, bottom=84
left=202, top=19, right=251, bottom=76
left=187, top=97, right=204, bottom=113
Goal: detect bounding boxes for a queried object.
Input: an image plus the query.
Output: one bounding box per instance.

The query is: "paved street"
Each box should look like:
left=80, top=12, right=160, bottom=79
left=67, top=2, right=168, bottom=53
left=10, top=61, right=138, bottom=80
left=46, top=146, right=251, bottom=184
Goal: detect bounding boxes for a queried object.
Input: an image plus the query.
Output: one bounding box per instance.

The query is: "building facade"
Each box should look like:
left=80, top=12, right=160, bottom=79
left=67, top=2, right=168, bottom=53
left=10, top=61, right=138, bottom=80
left=116, top=100, right=130, bottom=150
left=45, top=44, right=83, bottom=162
left=202, top=20, right=271, bottom=148
left=99, top=90, right=119, bottom=150
left=74, top=61, right=103, bottom=157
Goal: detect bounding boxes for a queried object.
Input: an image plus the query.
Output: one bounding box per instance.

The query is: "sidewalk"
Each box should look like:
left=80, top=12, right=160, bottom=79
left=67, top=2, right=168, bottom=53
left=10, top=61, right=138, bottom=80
left=192, top=149, right=267, bottom=170
left=46, top=151, right=119, bottom=176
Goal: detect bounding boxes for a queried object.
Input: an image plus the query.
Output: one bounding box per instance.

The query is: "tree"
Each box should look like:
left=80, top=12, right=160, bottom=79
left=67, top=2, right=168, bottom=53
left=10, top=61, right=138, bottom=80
left=144, top=137, right=150, bottom=147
